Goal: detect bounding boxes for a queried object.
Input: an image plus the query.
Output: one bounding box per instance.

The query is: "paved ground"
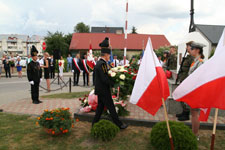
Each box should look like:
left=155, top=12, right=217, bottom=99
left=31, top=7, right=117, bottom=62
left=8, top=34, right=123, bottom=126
left=1, top=97, right=225, bottom=125
left=0, top=72, right=93, bottom=105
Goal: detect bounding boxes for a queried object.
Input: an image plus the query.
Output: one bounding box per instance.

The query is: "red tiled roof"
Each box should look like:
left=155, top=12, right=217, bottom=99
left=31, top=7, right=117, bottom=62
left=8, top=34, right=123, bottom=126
left=69, top=33, right=170, bottom=50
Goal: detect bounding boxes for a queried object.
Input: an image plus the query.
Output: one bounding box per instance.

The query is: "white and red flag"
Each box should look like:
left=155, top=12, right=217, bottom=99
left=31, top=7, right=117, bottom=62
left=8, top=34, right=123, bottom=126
left=87, top=44, right=95, bottom=70
left=173, top=29, right=225, bottom=120
left=130, top=38, right=170, bottom=115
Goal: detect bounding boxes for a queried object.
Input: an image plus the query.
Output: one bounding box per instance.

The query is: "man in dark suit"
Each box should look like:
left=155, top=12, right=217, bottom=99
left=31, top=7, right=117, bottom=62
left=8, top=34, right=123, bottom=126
left=92, top=37, right=128, bottom=129
left=81, top=54, right=89, bottom=86
left=72, top=53, right=82, bottom=86
left=27, top=45, right=42, bottom=104
left=49, top=55, right=55, bottom=79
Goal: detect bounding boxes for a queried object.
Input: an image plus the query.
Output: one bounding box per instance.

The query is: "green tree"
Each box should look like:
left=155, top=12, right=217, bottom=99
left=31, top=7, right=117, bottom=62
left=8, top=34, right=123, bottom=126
left=44, top=31, right=70, bottom=57
left=74, top=22, right=90, bottom=33
left=131, top=26, right=137, bottom=34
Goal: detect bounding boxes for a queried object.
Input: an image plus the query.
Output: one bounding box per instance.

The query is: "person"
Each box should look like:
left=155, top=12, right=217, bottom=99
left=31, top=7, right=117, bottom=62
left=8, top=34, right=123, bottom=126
left=113, top=55, right=119, bottom=67
left=188, top=42, right=205, bottom=138
left=81, top=54, right=89, bottom=86
left=9, top=52, right=15, bottom=74
left=0, top=58, right=2, bottom=79
left=3, top=55, right=11, bottom=78
left=72, top=53, right=82, bottom=86
left=92, top=37, right=128, bottom=129
left=165, top=46, right=177, bottom=71
left=16, top=57, right=22, bottom=78
left=92, top=56, right=98, bottom=86
left=67, top=54, right=73, bottom=72
left=162, top=50, right=169, bottom=69
left=176, top=41, right=194, bottom=121
left=41, top=52, right=50, bottom=92
left=58, top=56, right=65, bottom=78
left=27, top=45, right=42, bottom=104
left=120, top=58, right=129, bottom=66
left=49, top=55, right=55, bottom=79
left=157, top=55, right=163, bottom=65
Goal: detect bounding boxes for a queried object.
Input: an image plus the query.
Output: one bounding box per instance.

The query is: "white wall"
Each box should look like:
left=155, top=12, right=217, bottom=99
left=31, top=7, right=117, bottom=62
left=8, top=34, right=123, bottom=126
left=177, top=31, right=211, bottom=73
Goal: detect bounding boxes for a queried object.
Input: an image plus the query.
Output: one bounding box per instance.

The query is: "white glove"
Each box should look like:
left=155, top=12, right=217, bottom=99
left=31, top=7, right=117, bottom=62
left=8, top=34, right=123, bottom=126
left=72, top=70, right=74, bottom=73
left=29, top=81, right=34, bottom=85
left=40, top=78, right=43, bottom=83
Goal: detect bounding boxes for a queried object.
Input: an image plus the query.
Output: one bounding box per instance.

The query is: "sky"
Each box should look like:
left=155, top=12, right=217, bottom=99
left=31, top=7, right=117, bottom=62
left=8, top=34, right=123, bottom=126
left=0, top=0, right=225, bottom=45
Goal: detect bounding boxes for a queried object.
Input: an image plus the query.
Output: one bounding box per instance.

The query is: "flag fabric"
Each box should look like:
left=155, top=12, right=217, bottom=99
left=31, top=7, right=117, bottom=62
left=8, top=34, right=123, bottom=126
left=87, top=44, right=95, bottom=70
left=173, top=29, right=225, bottom=112
left=130, top=38, right=170, bottom=115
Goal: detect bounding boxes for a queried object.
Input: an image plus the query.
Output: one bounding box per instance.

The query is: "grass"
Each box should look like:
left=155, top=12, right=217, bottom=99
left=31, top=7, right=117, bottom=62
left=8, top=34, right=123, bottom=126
left=41, top=91, right=90, bottom=99
left=0, top=113, right=225, bottom=150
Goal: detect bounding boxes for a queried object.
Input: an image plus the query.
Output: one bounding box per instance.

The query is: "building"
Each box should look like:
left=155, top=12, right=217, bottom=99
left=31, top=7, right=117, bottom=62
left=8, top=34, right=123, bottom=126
left=0, top=34, right=45, bottom=57
left=69, top=33, right=170, bottom=58
left=177, top=24, right=225, bottom=71
left=91, top=27, right=124, bottom=34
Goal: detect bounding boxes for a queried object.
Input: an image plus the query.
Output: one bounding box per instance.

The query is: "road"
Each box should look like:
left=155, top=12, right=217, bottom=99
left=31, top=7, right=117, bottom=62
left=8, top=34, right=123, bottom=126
left=0, top=75, right=93, bottom=105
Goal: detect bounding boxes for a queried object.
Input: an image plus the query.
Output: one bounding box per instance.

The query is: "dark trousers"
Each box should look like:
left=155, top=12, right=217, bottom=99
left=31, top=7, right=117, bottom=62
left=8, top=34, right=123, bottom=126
left=31, top=82, right=39, bottom=102
left=73, top=71, right=80, bottom=85
left=93, top=72, right=95, bottom=86
left=83, top=72, right=89, bottom=86
left=50, top=66, right=55, bottom=79
left=92, top=94, right=122, bottom=127
left=4, top=67, right=11, bottom=78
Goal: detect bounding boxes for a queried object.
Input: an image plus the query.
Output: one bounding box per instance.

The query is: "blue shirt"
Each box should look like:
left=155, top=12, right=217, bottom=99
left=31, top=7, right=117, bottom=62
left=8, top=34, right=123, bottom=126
left=67, top=56, right=73, bottom=64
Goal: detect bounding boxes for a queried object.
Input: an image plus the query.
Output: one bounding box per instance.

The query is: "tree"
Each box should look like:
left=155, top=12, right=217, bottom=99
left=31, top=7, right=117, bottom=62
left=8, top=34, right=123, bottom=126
left=131, top=26, right=137, bottom=34
left=44, top=31, right=70, bottom=57
left=74, top=22, right=90, bottom=33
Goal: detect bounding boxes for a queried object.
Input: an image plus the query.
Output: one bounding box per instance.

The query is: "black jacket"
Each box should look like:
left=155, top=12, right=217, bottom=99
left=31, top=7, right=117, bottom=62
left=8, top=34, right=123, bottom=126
left=27, top=61, right=42, bottom=83
left=81, top=59, right=89, bottom=73
left=94, top=58, right=113, bottom=96
left=72, top=58, right=82, bottom=72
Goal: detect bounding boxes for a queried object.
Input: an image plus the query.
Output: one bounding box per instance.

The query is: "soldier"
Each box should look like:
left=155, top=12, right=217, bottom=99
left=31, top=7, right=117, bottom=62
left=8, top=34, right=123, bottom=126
left=176, top=41, right=194, bottom=121
left=165, top=46, right=177, bottom=71
left=27, top=45, right=42, bottom=104
left=92, top=37, right=128, bottom=129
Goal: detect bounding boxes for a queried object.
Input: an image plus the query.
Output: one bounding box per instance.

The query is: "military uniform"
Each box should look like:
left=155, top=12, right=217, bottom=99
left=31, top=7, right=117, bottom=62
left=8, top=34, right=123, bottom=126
left=27, top=46, right=42, bottom=104
left=92, top=37, right=127, bottom=129
left=177, top=55, right=194, bottom=83
left=166, top=54, right=177, bottom=70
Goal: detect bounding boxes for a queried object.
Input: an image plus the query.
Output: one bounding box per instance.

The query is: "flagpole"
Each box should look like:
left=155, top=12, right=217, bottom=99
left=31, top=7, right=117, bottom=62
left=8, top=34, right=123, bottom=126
left=149, top=38, right=174, bottom=150
left=210, top=108, right=219, bottom=150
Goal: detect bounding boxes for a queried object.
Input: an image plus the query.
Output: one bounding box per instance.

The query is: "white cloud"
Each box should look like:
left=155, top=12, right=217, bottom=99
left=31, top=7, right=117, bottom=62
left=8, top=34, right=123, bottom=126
left=0, top=0, right=225, bottom=45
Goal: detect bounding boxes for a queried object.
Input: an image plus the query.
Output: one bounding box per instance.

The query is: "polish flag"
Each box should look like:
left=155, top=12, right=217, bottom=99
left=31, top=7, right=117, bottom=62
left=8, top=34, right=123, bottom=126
left=87, top=44, right=95, bottom=70
left=173, top=29, right=225, bottom=119
left=130, top=38, right=170, bottom=115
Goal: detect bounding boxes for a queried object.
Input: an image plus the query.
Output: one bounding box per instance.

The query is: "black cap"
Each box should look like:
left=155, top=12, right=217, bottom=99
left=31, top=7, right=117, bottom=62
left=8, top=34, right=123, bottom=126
left=31, top=45, right=38, bottom=56
left=99, top=37, right=110, bottom=54
left=191, top=42, right=206, bottom=49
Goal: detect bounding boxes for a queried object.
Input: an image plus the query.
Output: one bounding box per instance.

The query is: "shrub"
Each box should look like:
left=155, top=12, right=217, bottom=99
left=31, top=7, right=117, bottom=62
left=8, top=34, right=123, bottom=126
left=150, top=121, right=197, bottom=150
left=37, top=108, right=74, bottom=135
left=91, top=120, right=120, bottom=141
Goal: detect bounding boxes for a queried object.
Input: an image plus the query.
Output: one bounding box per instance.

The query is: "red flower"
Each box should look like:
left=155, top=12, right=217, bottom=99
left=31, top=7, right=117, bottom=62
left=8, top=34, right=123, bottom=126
left=128, top=72, right=131, bottom=75
left=128, top=69, right=132, bottom=71
left=132, top=76, right=137, bottom=80
left=79, top=98, right=82, bottom=101
left=112, top=95, right=117, bottom=99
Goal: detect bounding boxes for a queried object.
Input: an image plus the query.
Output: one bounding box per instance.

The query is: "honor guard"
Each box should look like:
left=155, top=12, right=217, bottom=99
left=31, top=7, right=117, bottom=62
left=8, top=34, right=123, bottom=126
left=92, top=37, right=128, bottom=129
left=27, top=45, right=43, bottom=104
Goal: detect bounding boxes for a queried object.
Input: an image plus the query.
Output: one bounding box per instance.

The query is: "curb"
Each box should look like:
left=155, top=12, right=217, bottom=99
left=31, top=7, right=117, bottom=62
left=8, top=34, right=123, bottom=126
left=74, top=112, right=225, bottom=130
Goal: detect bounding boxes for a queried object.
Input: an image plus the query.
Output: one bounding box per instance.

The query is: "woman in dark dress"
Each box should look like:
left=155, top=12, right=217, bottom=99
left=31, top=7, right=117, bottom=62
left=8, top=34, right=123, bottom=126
left=41, top=52, right=50, bottom=92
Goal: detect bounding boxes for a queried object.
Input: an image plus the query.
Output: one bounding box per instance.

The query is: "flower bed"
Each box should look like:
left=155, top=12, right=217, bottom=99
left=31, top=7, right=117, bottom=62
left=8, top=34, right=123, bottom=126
left=37, top=108, right=74, bottom=135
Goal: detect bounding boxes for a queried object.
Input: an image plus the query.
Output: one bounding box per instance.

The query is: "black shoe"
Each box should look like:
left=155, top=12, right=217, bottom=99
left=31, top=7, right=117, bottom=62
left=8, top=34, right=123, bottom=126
left=120, top=124, right=128, bottom=129
left=32, top=101, right=40, bottom=104
left=176, top=113, right=183, bottom=118
left=0, top=109, right=3, bottom=112
left=38, top=100, right=43, bottom=103
left=178, top=115, right=190, bottom=121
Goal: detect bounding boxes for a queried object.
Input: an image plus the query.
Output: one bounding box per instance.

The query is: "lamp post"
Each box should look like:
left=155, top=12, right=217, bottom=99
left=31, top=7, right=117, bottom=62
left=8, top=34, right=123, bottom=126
left=189, top=0, right=195, bottom=33
left=26, top=36, right=30, bottom=56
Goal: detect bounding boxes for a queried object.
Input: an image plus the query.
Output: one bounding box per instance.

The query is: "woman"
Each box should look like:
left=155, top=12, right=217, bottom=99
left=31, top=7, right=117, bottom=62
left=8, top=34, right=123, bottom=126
left=41, top=52, right=50, bottom=92
left=9, top=53, right=15, bottom=74
left=188, top=42, right=205, bottom=139
left=58, top=56, right=64, bottom=77
left=16, top=57, right=22, bottom=78
left=162, top=50, right=169, bottom=69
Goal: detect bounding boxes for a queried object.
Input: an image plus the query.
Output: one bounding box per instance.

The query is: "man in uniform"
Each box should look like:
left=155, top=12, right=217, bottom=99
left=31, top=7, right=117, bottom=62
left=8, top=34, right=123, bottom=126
left=176, top=41, right=194, bottom=121
left=165, top=46, right=177, bottom=71
left=92, top=37, right=128, bottom=129
left=27, top=45, right=42, bottom=104
left=72, top=53, right=82, bottom=86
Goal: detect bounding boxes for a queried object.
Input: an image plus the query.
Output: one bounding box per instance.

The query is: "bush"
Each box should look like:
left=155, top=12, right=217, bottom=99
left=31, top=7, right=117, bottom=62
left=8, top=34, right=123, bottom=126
left=37, top=108, right=74, bottom=135
left=91, top=120, right=120, bottom=141
left=150, top=121, right=197, bottom=150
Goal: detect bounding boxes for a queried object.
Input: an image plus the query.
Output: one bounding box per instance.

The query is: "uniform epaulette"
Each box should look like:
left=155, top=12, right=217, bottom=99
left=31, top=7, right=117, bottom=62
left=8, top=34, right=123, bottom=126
left=101, top=63, right=107, bottom=73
